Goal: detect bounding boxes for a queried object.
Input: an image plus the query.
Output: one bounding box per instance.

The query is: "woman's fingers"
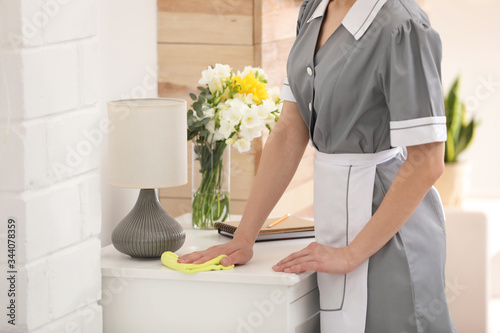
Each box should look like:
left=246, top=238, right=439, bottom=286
left=273, top=242, right=317, bottom=267
left=177, top=251, right=205, bottom=263
left=273, top=242, right=351, bottom=275
left=183, top=247, right=227, bottom=264
left=273, top=254, right=315, bottom=272
left=177, top=241, right=253, bottom=266
left=283, top=261, right=319, bottom=273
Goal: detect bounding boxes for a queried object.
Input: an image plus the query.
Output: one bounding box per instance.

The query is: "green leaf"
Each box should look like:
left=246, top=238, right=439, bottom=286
left=193, top=102, right=204, bottom=118
left=202, top=117, right=211, bottom=125
left=443, top=75, right=478, bottom=162
left=447, top=78, right=463, bottom=145
left=193, top=102, right=201, bottom=112
left=445, top=130, right=456, bottom=163
left=188, top=130, right=197, bottom=141
left=189, top=93, right=197, bottom=101
left=456, top=119, right=475, bottom=156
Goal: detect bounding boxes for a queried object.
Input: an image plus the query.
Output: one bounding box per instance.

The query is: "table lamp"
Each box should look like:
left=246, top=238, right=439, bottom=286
left=107, top=98, right=187, bottom=258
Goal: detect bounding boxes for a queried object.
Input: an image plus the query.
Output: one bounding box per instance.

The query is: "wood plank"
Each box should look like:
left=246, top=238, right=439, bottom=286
left=253, top=0, right=263, bottom=45
left=158, top=44, right=255, bottom=89
left=259, top=37, right=295, bottom=87
left=270, top=179, right=314, bottom=217
left=158, top=0, right=252, bottom=16
left=158, top=11, right=254, bottom=45
left=260, top=0, right=302, bottom=43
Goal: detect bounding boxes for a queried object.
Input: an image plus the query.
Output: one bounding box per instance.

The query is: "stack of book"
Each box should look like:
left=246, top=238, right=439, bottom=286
left=214, top=215, right=314, bottom=242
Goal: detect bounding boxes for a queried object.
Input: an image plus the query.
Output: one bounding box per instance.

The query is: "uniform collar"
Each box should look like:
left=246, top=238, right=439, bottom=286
left=306, top=0, right=388, bottom=40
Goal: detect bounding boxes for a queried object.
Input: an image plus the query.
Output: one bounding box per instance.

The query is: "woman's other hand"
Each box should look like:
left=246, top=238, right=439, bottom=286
left=272, top=242, right=355, bottom=274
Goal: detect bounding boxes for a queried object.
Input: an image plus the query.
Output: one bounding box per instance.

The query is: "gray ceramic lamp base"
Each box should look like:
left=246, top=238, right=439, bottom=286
left=111, top=189, right=186, bottom=258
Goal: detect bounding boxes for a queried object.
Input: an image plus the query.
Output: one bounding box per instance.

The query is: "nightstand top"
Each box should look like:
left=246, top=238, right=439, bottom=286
left=101, top=214, right=316, bottom=286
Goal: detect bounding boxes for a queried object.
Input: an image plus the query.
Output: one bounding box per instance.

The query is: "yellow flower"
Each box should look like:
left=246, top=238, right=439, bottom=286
left=233, top=73, right=268, bottom=104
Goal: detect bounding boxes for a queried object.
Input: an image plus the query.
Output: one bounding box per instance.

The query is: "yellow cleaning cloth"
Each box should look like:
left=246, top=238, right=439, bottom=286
left=161, top=251, right=234, bottom=274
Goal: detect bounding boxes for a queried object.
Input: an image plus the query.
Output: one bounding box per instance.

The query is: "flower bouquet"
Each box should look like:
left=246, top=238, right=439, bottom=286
left=188, top=64, right=283, bottom=229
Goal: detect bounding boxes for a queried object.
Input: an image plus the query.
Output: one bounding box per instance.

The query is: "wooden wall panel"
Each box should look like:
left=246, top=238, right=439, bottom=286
left=259, top=0, right=302, bottom=43
left=158, top=44, right=256, bottom=91
left=158, top=0, right=254, bottom=45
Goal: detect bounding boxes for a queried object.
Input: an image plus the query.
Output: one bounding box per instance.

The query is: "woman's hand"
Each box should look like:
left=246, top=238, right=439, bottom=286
left=272, top=242, right=355, bottom=274
left=177, top=238, right=254, bottom=267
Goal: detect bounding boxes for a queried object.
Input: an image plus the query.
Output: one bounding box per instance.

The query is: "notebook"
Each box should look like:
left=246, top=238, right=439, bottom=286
left=214, top=216, right=315, bottom=242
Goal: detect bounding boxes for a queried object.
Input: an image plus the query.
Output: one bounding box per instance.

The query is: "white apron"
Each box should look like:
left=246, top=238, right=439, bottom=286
left=314, top=148, right=400, bottom=332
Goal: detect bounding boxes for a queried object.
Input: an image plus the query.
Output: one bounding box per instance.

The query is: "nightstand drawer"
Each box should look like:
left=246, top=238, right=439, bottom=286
left=290, top=287, right=320, bottom=332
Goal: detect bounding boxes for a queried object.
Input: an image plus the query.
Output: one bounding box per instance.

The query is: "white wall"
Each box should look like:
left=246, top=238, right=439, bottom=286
left=0, top=0, right=102, bottom=331
left=0, top=0, right=158, bottom=331
left=431, top=0, right=500, bottom=197
left=98, top=0, right=159, bottom=247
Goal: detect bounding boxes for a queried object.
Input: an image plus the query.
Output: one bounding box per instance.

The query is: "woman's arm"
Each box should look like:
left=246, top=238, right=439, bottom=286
left=179, top=101, right=310, bottom=266
left=273, top=142, right=445, bottom=273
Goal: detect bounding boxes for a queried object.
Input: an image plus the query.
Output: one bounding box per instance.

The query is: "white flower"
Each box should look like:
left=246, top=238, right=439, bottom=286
left=242, top=108, right=261, bottom=129
left=198, top=64, right=232, bottom=94
left=206, top=119, right=215, bottom=133
left=233, top=93, right=254, bottom=105
left=240, top=125, right=263, bottom=140
left=206, top=120, right=224, bottom=141
left=238, top=66, right=268, bottom=82
left=267, top=86, right=281, bottom=103
left=234, top=138, right=251, bottom=153
left=213, top=63, right=232, bottom=80
left=217, top=101, right=231, bottom=114
left=198, top=67, right=215, bottom=86
left=222, top=99, right=247, bottom=125
left=218, top=120, right=234, bottom=139
left=203, top=108, right=215, bottom=118
left=253, top=103, right=270, bottom=119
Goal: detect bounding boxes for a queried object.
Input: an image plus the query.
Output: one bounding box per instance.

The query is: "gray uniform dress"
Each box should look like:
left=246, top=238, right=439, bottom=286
left=280, top=0, right=457, bottom=331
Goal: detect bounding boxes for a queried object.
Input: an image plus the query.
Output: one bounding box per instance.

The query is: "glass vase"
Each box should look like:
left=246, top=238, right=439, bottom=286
left=191, top=141, right=231, bottom=229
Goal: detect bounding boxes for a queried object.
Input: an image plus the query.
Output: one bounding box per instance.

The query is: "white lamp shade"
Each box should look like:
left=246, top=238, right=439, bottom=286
left=107, top=98, right=188, bottom=188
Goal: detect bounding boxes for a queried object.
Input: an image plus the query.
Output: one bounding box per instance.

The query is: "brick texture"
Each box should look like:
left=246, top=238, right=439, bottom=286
left=0, top=0, right=102, bottom=331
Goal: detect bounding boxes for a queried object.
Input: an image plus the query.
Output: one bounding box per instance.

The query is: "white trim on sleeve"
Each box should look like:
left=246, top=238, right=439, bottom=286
left=390, top=116, right=447, bottom=147
left=280, top=76, right=296, bottom=103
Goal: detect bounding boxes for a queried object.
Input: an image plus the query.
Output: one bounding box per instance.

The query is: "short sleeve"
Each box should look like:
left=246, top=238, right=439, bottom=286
left=382, top=19, right=447, bottom=147
left=280, top=76, right=297, bottom=102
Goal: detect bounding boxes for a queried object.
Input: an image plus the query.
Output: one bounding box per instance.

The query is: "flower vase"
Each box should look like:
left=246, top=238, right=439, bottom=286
left=191, top=141, right=231, bottom=229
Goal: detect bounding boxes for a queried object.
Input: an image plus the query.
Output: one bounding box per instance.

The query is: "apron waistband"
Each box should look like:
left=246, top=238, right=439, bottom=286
left=315, top=148, right=401, bottom=167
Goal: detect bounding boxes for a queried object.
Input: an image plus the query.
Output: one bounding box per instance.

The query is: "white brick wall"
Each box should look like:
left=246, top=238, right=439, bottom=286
left=0, top=0, right=102, bottom=331
left=22, top=44, right=80, bottom=118
left=48, top=239, right=101, bottom=319
left=32, top=303, right=102, bottom=333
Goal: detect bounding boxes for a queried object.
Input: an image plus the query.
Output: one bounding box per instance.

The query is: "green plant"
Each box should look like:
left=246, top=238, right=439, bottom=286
left=444, top=76, right=477, bottom=163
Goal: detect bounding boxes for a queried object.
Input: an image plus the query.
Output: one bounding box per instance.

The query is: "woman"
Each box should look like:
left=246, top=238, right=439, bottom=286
left=180, top=0, right=456, bottom=331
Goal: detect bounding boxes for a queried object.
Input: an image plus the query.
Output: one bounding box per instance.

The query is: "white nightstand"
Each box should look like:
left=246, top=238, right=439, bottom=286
left=100, top=214, right=319, bottom=333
